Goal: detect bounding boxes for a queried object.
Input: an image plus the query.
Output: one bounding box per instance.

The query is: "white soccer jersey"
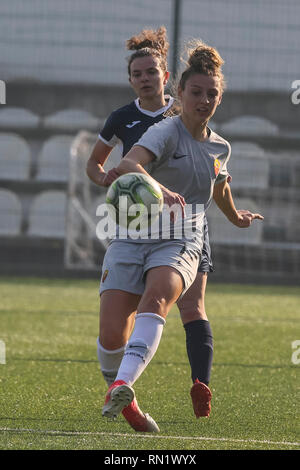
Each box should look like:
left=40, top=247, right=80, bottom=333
left=100, top=117, right=230, bottom=293
left=137, top=115, right=231, bottom=210
left=114, top=115, right=231, bottom=248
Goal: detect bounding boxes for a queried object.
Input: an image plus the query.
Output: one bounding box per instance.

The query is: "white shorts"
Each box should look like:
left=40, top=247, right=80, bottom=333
left=99, top=239, right=201, bottom=297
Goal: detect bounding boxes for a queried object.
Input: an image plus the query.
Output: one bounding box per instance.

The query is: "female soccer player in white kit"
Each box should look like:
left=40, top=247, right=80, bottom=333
left=98, top=39, right=264, bottom=428
left=87, top=28, right=222, bottom=431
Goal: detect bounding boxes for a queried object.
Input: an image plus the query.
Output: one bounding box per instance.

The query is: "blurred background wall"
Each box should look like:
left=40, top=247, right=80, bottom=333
left=1, top=0, right=299, bottom=90
left=0, top=0, right=299, bottom=283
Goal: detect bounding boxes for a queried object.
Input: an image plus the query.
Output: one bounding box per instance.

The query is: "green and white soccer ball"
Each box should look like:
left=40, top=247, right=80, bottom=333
left=106, top=172, right=163, bottom=228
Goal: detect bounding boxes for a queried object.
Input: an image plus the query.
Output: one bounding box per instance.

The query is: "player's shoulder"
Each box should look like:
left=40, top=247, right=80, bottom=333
left=153, top=115, right=180, bottom=131
left=142, top=115, right=180, bottom=142
left=209, top=128, right=231, bottom=155
left=136, top=115, right=180, bottom=155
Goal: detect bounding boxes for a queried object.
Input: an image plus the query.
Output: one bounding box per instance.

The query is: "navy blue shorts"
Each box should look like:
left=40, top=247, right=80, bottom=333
left=198, top=216, right=213, bottom=273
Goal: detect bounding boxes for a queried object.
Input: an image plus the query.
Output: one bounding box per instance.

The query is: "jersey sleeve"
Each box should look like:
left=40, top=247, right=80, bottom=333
left=215, top=142, right=231, bottom=184
left=133, top=118, right=177, bottom=161
left=98, top=112, right=119, bottom=147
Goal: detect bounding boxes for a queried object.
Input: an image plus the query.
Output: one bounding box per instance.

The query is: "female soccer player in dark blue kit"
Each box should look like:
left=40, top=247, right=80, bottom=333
left=87, top=28, right=263, bottom=432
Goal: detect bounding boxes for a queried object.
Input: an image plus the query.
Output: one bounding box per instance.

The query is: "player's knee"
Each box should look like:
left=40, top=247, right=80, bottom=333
left=99, top=324, right=125, bottom=350
left=139, top=293, right=168, bottom=317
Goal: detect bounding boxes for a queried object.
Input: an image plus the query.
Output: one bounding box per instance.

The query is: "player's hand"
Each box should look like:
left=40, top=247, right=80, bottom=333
left=235, top=209, right=264, bottom=228
left=100, top=168, right=121, bottom=187
left=161, top=187, right=186, bottom=221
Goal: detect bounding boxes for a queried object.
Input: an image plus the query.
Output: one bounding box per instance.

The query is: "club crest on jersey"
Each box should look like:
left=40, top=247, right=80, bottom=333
left=101, top=269, right=108, bottom=282
left=214, top=158, right=221, bottom=176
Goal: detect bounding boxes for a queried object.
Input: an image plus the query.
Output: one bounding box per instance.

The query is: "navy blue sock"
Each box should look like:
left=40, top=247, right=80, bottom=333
left=184, top=319, right=213, bottom=385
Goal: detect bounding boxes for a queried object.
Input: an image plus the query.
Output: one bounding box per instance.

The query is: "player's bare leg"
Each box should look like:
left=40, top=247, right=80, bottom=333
left=177, top=272, right=208, bottom=324
left=99, top=289, right=138, bottom=351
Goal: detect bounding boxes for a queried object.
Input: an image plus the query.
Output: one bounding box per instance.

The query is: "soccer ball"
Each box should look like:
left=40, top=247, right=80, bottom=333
left=106, top=172, right=163, bottom=228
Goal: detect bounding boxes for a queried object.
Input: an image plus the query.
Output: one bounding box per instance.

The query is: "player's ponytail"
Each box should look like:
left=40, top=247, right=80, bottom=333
left=126, top=26, right=169, bottom=75
left=180, top=40, right=226, bottom=92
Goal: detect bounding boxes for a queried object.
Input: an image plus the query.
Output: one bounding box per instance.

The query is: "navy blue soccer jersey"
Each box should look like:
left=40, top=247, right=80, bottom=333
left=98, top=96, right=174, bottom=157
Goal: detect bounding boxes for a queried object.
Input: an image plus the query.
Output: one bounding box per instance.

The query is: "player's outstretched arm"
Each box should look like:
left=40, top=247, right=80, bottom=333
left=213, top=179, right=264, bottom=228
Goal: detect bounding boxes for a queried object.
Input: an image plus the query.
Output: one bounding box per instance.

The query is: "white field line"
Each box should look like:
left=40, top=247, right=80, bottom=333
left=0, top=427, right=299, bottom=447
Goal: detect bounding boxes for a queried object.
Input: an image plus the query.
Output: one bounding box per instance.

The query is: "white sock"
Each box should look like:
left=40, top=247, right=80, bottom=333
left=97, top=337, right=126, bottom=386
left=115, top=312, right=166, bottom=386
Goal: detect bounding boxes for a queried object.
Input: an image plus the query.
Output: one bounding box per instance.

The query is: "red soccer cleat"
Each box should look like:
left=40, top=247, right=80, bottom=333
left=102, top=380, right=134, bottom=420
left=122, top=396, right=159, bottom=433
left=190, top=379, right=212, bottom=418
left=102, top=380, right=159, bottom=432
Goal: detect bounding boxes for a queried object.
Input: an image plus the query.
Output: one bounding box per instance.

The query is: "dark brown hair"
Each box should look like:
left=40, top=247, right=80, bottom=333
left=179, top=40, right=225, bottom=92
left=126, top=26, right=169, bottom=75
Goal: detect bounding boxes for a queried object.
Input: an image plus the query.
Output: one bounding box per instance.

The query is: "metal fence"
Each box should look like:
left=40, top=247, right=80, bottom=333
left=0, top=0, right=299, bottom=91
